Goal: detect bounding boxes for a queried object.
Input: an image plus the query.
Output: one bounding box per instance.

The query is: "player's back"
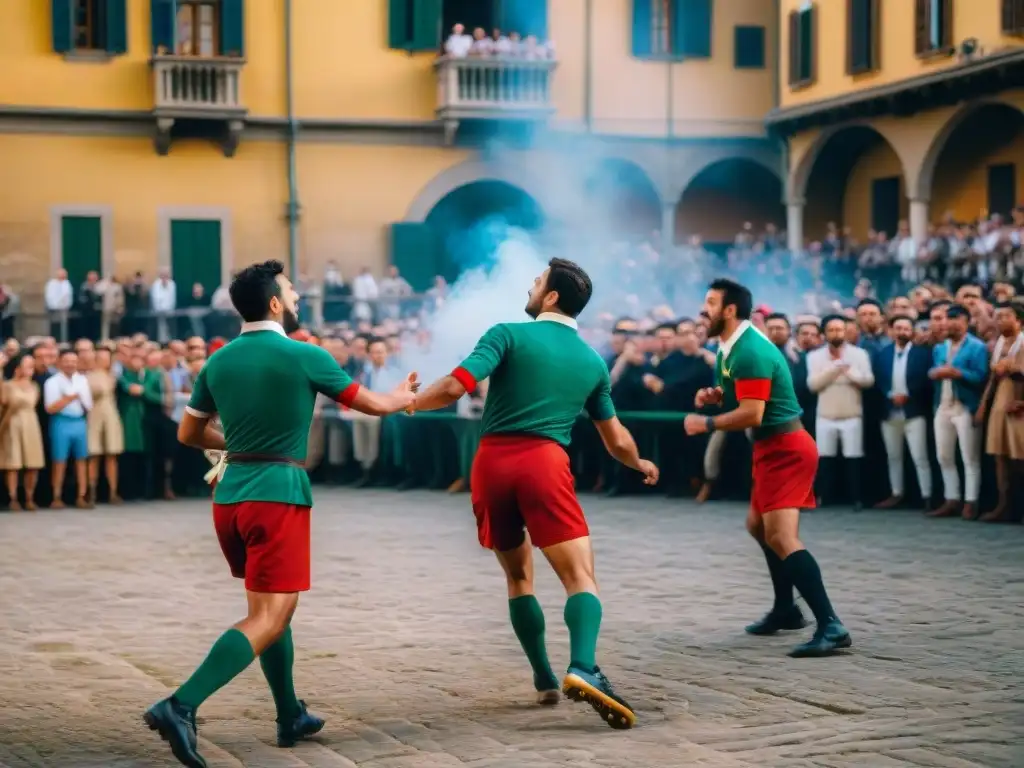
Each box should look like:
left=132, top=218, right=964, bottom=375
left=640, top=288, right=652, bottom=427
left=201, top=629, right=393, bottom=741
left=480, top=319, right=610, bottom=446
left=202, top=329, right=323, bottom=460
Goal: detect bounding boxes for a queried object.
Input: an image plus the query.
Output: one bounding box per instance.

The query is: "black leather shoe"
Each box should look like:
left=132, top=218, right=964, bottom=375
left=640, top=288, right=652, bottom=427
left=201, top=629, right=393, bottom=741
left=745, top=606, right=808, bottom=636
left=788, top=620, right=852, bottom=658
left=143, top=697, right=207, bottom=768
left=563, top=665, right=636, bottom=730
left=277, top=700, right=325, bottom=747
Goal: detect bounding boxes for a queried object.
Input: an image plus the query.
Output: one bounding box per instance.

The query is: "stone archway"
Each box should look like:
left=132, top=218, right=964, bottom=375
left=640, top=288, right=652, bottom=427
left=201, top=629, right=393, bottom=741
left=916, top=100, right=1024, bottom=219
left=792, top=124, right=911, bottom=240
left=581, top=157, right=663, bottom=239
left=424, top=179, right=544, bottom=284
left=404, top=159, right=543, bottom=223
left=675, top=157, right=784, bottom=245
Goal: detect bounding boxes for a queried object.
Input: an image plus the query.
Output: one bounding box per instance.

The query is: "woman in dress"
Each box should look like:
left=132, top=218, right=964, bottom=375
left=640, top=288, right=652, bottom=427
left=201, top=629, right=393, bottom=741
left=87, top=346, right=124, bottom=504
left=0, top=354, right=45, bottom=510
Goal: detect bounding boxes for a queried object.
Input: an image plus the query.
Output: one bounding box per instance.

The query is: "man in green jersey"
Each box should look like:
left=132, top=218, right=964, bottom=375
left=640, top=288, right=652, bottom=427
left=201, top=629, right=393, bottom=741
left=412, top=258, right=659, bottom=730
left=684, top=279, right=851, bottom=658
left=143, top=260, right=418, bottom=768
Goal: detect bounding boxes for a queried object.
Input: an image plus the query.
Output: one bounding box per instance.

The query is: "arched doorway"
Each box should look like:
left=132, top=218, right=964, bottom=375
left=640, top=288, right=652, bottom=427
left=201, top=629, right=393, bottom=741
left=798, top=126, right=907, bottom=241
left=582, top=158, right=662, bottom=240
left=424, top=180, right=544, bottom=284
left=923, top=102, right=1024, bottom=223
left=675, top=158, right=784, bottom=247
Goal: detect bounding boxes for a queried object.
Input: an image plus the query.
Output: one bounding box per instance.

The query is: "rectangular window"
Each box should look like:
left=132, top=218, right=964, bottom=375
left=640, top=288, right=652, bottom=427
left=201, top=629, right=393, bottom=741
left=734, top=25, right=765, bottom=69
left=847, top=0, right=879, bottom=74
left=1003, top=0, right=1024, bottom=35
left=72, top=0, right=106, bottom=50
left=61, top=215, right=103, bottom=287
left=988, top=163, right=1017, bottom=219
left=915, top=0, right=952, bottom=56
left=176, top=0, right=219, bottom=56
left=788, top=4, right=816, bottom=87
left=388, top=0, right=442, bottom=52
left=652, top=0, right=672, bottom=56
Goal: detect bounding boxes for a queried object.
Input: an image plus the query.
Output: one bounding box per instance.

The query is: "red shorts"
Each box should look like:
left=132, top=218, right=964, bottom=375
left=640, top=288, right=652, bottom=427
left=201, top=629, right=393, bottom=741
left=212, top=500, right=311, bottom=593
left=751, top=429, right=818, bottom=515
left=470, top=435, right=589, bottom=551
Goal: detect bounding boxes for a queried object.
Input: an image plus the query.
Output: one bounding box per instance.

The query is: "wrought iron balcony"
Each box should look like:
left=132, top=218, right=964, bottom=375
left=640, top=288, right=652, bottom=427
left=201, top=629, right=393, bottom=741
left=434, top=55, right=557, bottom=123
left=151, top=55, right=246, bottom=117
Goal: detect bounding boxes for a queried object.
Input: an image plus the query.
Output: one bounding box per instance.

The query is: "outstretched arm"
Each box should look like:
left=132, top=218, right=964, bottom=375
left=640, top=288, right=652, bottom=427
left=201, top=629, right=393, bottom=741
left=414, top=325, right=511, bottom=413
left=305, top=345, right=416, bottom=416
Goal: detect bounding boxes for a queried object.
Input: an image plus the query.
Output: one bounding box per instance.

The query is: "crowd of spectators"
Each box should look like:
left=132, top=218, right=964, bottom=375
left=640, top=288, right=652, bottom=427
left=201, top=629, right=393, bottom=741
left=2, top=212, right=1024, bottom=519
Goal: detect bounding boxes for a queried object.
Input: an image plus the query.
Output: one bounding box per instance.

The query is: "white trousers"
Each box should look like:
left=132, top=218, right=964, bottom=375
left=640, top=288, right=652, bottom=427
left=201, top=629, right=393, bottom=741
left=815, top=416, right=863, bottom=458
left=351, top=413, right=381, bottom=470
left=880, top=415, right=932, bottom=498
left=934, top=404, right=981, bottom=502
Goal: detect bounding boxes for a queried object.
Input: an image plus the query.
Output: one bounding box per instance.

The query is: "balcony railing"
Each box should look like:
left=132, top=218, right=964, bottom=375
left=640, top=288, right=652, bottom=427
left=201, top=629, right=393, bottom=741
left=435, top=56, right=557, bottom=121
left=151, top=55, right=246, bottom=116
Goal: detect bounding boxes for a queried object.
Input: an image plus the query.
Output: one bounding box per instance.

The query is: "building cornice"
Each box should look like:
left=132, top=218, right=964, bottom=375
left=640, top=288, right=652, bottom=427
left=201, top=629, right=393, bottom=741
left=766, top=46, right=1024, bottom=138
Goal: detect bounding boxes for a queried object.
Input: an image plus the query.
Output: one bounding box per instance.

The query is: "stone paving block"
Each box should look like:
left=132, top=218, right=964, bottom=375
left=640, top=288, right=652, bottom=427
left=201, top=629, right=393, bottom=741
left=0, top=491, right=1022, bottom=767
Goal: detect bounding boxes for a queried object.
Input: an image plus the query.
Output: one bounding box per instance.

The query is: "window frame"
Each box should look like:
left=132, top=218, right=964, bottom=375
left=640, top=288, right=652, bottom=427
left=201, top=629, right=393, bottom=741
left=175, top=0, right=221, bottom=57
left=72, top=0, right=106, bottom=52
left=788, top=4, right=817, bottom=90
left=1003, top=0, right=1024, bottom=35
left=914, top=0, right=953, bottom=59
left=847, top=0, right=880, bottom=75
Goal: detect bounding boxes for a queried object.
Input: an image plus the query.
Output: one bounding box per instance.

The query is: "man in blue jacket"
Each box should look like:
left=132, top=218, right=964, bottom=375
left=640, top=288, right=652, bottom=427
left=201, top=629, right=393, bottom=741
left=927, top=304, right=989, bottom=520
left=874, top=315, right=934, bottom=511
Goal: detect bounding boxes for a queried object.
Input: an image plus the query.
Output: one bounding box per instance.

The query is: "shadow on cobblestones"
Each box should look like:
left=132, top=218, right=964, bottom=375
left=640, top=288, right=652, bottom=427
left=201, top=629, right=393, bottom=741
left=0, top=491, right=1021, bottom=767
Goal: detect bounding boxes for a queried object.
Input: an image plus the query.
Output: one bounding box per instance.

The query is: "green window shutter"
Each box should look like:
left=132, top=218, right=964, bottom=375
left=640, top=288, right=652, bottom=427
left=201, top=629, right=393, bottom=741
left=388, top=0, right=411, bottom=49
left=105, top=0, right=128, bottom=54
left=631, top=0, right=653, bottom=57
left=150, top=0, right=175, bottom=53
left=170, top=220, right=223, bottom=307
left=61, top=216, right=103, bottom=287
left=390, top=223, right=439, bottom=293
left=52, top=0, right=74, bottom=53
left=734, top=25, right=764, bottom=69
left=674, top=0, right=713, bottom=58
left=220, top=0, right=245, bottom=56
left=499, top=0, right=549, bottom=40
left=410, top=0, right=442, bottom=51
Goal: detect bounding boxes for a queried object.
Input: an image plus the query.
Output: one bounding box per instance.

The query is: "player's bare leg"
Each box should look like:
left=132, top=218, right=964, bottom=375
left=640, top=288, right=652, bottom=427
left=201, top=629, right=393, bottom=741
left=744, top=506, right=807, bottom=636
left=760, top=508, right=851, bottom=657
left=542, top=536, right=636, bottom=730
left=495, top=536, right=560, bottom=705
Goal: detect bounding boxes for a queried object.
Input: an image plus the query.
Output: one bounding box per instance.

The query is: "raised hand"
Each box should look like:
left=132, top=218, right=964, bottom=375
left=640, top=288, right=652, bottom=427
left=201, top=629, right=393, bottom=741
left=695, top=386, right=723, bottom=408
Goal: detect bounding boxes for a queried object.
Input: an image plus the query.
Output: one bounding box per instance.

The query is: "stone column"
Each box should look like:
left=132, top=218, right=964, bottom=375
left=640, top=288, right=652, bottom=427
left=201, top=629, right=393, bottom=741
left=909, top=198, right=930, bottom=244
left=786, top=199, right=805, bottom=253
left=661, top=201, right=676, bottom=254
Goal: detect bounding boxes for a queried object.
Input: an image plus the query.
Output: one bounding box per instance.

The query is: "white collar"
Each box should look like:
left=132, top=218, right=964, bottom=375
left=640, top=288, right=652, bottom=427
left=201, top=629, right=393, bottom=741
left=536, top=312, right=578, bottom=330
left=718, top=320, right=752, bottom=360
left=240, top=320, right=287, bottom=337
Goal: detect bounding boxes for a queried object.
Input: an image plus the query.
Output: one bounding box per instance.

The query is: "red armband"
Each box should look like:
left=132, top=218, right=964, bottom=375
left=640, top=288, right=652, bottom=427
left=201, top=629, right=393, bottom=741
left=335, top=382, right=361, bottom=407
left=451, top=366, right=477, bottom=394
left=734, top=378, right=771, bottom=401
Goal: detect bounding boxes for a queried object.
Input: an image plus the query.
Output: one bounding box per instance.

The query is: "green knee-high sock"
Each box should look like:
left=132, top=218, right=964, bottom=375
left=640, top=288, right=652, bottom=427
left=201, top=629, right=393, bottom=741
left=509, top=595, right=558, bottom=690
left=564, top=592, right=603, bottom=671
left=260, top=626, right=301, bottom=721
left=175, top=628, right=256, bottom=710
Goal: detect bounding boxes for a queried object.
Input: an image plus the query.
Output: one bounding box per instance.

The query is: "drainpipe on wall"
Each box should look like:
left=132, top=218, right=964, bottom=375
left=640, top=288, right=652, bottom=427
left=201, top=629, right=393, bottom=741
left=285, top=0, right=300, bottom=279
left=583, top=0, right=592, bottom=132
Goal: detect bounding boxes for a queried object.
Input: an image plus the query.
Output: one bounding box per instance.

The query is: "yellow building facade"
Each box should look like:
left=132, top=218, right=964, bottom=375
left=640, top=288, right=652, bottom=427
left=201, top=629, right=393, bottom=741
left=0, top=0, right=786, bottom=310
left=771, top=0, right=1024, bottom=249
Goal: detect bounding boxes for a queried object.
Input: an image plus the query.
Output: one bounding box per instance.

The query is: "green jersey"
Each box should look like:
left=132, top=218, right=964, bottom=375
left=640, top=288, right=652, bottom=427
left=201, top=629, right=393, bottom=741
left=187, top=322, right=359, bottom=506
left=452, top=313, right=615, bottom=447
left=715, top=321, right=802, bottom=430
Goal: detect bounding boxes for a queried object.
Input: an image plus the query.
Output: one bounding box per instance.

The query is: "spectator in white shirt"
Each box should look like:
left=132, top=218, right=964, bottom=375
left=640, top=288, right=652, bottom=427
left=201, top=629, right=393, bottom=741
left=378, top=266, right=412, bottom=320
left=150, top=269, right=177, bottom=343
left=807, top=315, right=875, bottom=509
left=43, top=348, right=93, bottom=509
left=469, top=27, right=492, bottom=56
left=444, top=23, right=472, bottom=57
left=44, top=268, right=73, bottom=341
left=351, top=267, right=379, bottom=323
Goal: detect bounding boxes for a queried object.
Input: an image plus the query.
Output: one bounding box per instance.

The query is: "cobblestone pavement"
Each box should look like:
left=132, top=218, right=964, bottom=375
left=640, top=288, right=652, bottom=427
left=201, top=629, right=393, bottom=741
left=0, top=491, right=1022, bottom=768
